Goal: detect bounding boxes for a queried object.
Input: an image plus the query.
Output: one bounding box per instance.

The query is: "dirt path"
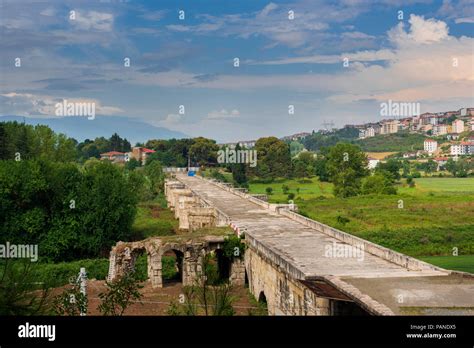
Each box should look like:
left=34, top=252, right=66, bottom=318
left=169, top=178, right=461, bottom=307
left=54, top=280, right=260, bottom=316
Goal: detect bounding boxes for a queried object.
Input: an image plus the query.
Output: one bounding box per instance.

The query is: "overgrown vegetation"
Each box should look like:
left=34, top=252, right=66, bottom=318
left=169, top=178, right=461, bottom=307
left=166, top=254, right=236, bottom=316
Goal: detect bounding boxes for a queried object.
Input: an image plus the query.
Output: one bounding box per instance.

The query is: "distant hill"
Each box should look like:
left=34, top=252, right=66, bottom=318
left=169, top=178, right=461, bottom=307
left=0, top=115, right=188, bottom=144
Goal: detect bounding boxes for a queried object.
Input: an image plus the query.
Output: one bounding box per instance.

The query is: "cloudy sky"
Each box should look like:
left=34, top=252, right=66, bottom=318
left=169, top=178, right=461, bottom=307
left=1, top=0, right=473, bottom=142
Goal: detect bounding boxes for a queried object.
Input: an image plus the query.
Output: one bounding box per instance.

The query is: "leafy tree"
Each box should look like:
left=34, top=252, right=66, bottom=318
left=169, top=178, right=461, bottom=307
left=125, top=158, right=141, bottom=171
left=231, top=143, right=247, bottom=186
left=0, top=159, right=140, bottom=261
left=145, top=160, right=164, bottom=195
left=189, top=137, right=219, bottom=167
left=326, top=143, right=368, bottom=198
left=314, top=156, right=329, bottom=182
left=97, top=272, right=143, bottom=316
left=361, top=173, right=397, bottom=195
left=253, top=137, right=291, bottom=179
left=376, top=159, right=402, bottom=180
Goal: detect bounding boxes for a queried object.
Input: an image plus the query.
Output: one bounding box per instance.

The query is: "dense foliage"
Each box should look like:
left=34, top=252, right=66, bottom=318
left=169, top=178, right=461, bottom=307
left=0, top=122, right=77, bottom=162
left=0, top=159, right=140, bottom=261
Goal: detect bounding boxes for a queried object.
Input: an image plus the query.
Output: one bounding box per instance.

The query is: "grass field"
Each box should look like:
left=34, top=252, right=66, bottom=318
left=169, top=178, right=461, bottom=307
left=419, top=255, right=474, bottom=274
left=132, top=202, right=178, bottom=239
left=399, top=177, right=474, bottom=194
left=249, top=177, right=333, bottom=202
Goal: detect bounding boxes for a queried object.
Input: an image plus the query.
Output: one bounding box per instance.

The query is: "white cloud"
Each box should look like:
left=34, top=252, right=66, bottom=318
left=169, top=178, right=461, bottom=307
left=71, top=10, right=114, bottom=31
left=140, top=10, right=166, bottom=21
left=1, top=93, right=123, bottom=116
left=40, top=8, right=56, bottom=17
left=455, top=17, right=474, bottom=24
left=206, top=109, right=240, bottom=120
left=389, top=15, right=449, bottom=44
left=164, top=113, right=183, bottom=123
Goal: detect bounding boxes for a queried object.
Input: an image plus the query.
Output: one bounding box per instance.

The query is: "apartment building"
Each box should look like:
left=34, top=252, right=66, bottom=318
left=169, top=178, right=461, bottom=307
left=452, top=119, right=465, bottom=134
left=423, top=139, right=438, bottom=154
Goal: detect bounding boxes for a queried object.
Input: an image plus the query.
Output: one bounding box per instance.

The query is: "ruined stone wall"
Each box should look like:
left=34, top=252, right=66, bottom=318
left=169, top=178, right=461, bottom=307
left=108, top=237, right=244, bottom=288
left=187, top=207, right=217, bottom=232
left=229, top=258, right=245, bottom=286
left=245, top=247, right=330, bottom=316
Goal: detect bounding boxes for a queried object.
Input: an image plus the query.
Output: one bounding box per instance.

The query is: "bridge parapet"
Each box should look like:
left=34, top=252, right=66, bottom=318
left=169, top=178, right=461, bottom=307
left=278, top=209, right=446, bottom=273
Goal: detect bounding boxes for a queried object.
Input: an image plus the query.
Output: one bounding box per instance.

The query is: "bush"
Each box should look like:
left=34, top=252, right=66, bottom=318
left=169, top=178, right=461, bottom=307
left=336, top=215, right=350, bottom=225
left=287, top=193, right=295, bottom=200
left=265, top=187, right=273, bottom=195
left=361, top=173, right=397, bottom=195
left=28, top=259, right=109, bottom=287
left=223, top=235, right=246, bottom=261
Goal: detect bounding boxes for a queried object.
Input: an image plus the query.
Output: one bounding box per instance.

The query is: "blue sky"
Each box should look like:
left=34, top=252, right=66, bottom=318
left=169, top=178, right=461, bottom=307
left=1, top=0, right=473, bottom=142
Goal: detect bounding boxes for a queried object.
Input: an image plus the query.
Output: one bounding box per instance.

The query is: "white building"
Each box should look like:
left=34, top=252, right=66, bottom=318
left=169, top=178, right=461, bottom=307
left=452, top=119, right=465, bottom=134
left=367, top=157, right=380, bottom=170
left=365, top=127, right=375, bottom=138
left=380, top=120, right=399, bottom=135
left=451, top=143, right=465, bottom=156
left=433, top=124, right=448, bottom=136
left=424, top=139, right=438, bottom=154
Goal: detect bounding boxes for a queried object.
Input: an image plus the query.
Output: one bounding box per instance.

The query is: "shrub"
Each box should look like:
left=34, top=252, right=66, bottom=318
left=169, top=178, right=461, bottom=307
left=265, top=187, right=273, bottom=195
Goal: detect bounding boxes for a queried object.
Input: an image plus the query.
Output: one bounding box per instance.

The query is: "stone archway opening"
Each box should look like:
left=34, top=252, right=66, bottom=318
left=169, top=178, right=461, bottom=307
left=162, top=249, right=184, bottom=285
left=130, top=247, right=149, bottom=282
left=258, top=291, right=267, bottom=304
left=214, top=249, right=231, bottom=283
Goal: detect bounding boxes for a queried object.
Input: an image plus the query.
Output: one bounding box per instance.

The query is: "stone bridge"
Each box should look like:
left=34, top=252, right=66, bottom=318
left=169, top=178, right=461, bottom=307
left=167, top=174, right=474, bottom=316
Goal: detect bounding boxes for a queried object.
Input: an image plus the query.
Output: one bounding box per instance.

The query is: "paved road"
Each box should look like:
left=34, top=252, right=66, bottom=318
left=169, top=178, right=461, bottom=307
left=176, top=174, right=474, bottom=314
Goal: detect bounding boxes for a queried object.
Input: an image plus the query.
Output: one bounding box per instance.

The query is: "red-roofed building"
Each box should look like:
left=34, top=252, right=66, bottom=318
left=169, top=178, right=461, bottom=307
left=100, top=151, right=126, bottom=163
left=434, top=157, right=449, bottom=170
left=132, top=147, right=156, bottom=164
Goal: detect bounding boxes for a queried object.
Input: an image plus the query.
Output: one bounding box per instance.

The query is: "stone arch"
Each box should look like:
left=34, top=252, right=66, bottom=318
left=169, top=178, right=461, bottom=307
left=129, top=246, right=149, bottom=281
left=258, top=291, right=267, bottom=304
left=157, top=243, right=187, bottom=286
left=214, top=249, right=231, bottom=282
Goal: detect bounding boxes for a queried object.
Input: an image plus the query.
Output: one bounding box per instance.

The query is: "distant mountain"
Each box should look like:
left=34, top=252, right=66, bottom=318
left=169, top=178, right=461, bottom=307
left=0, top=115, right=188, bottom=144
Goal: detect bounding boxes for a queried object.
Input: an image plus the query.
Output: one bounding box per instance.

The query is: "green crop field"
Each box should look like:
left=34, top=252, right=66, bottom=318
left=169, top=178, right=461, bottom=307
left=399, top=177, right=474, bottom=194
left=248, top=178, right=333, bottom=202
left=419, top=255, right=474, bottom=274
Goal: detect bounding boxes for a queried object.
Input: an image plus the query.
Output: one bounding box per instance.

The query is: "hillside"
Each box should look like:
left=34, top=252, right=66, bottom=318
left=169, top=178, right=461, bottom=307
left=0, top=115, right=188, bottom=144
left=355, top=132, right=425, bottom=152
